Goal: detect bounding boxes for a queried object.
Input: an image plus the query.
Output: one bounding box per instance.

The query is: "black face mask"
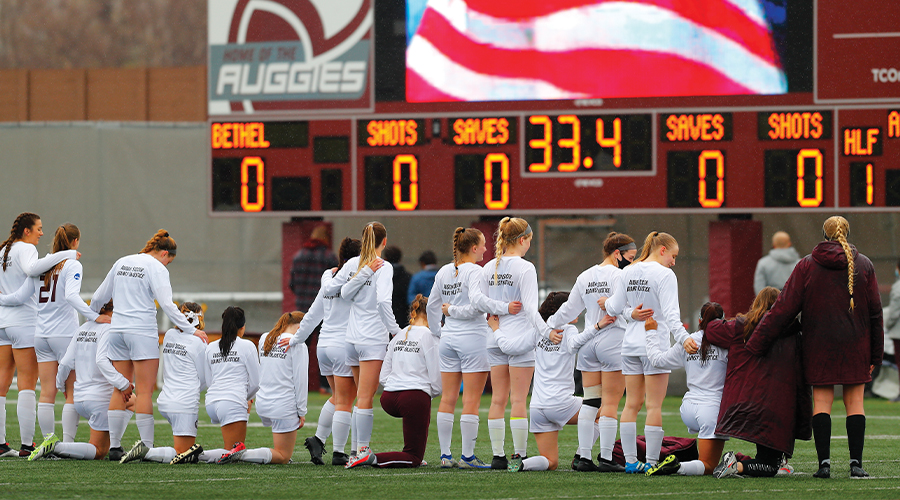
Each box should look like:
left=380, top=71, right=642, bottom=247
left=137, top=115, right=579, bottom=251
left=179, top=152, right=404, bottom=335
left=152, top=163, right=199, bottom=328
left=616, top=254, right=631, bottom=269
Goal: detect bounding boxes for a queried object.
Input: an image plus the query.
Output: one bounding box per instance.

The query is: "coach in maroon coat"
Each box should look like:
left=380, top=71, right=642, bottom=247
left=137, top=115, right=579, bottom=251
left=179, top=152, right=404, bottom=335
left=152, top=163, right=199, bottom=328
left=745, top=216, right=882, bottom=478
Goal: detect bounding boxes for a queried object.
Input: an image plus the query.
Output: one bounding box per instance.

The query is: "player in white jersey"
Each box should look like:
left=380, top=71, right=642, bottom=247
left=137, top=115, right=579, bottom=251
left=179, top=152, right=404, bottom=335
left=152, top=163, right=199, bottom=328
left=0, top=224, right=105, bottom=443
left=203, top=306, right=260, bottom=464
left=285, top=237, right=361, bottom=466
left=28, top=300, right=134, bottom=460
left=347, top=295, right=441, bottom=469
left=493, top=292, right=614, bottom=472
left=334, top=222, right=403, bottom=468
left=233, top=311, right=308, bottom=464
left=604, top=231, right=697, bottom=473
left=0, top=212, right=77, bottom=456
left=91, top=229, right=207, bottom=454
left=546, top=232, right=637, bottom=473
left=428, top=227, right=519, bottom=469
left=644, top=303, right=729, bottom=476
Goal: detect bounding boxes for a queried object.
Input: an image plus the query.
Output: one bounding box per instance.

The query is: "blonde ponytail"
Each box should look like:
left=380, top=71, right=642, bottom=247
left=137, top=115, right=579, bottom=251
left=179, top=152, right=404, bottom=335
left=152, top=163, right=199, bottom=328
left=636, top=231, right=678, bottom=263
left=824, top=216, right=855, bottom=311
left=493, top=217, right=530, bottom=283
left=354, top=222, right=386, bottom=277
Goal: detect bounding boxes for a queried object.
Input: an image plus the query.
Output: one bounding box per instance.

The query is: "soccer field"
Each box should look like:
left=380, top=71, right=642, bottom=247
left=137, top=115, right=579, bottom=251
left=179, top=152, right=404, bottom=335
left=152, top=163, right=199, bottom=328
left=2, top=391, right=899, bottom=500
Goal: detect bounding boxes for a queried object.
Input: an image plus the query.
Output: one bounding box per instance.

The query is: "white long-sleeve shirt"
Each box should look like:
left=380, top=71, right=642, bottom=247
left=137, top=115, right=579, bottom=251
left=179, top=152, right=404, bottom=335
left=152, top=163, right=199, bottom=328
left=0, top=242, right=76, bottom=328
left=426, top=262, right=509, bottom=339
left=56, top=320, right=131, bottom=402
left=256, top=331, right=309, bottom=419
left=530, top=323, right=600, bottom=408
left=480, top=256, right=551, bottom=348
left=0, top=259, right=98, bottom=338
left=547, top=264, right=627, bottom=331
left=604, top=261, right=690, bottom=357
left=290, top=270, right=351, bottom=349
left=90, top=253, right=195, bottom=337
left=326, top=256, right=401, bottom=346
left=157, top=328, right=208, bottom=415
left=379, top=325, right=441, bottom=398
left=204, top=337, right=260, bottom=406
left=645, top=329, right=728, bottom=406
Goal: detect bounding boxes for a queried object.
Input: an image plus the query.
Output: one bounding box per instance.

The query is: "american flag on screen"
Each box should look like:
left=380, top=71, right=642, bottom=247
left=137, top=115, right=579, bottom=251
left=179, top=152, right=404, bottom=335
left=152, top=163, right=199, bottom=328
left=406, top=0, right=788, bottom=102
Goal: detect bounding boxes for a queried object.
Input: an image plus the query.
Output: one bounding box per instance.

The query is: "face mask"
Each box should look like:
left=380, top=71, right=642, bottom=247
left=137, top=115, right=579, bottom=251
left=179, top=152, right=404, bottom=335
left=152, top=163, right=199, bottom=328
left=616, top=254, right=630, bottom=269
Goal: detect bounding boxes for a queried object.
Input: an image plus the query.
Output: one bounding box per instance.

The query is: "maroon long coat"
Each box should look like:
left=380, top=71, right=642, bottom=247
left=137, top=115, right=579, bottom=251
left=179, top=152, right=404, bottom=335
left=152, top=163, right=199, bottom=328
left=746, top=241, right=883, bottom=385
left=705, top=317, right=811, bottom=457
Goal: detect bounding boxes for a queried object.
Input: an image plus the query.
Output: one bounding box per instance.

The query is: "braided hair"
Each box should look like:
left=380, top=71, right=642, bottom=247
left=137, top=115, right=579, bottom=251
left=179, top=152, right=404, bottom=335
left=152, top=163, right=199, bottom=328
left=1, top=212, right=40, bottom=272
left=493, top=217, right=530, bottom=282
left=140, top=229, right=177, bottom=256
left=452, top=227, right=483, bottom=276
left=404, top=294, right=428, bottom=339
left=823, top=216, right=855, bottom=311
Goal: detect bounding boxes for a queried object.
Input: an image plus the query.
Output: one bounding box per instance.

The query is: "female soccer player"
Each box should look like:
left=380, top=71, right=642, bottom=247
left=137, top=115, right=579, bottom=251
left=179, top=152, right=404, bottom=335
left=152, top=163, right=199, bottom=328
left=643, top=303, right=728, bottom=476
left=0, top=223, right=104, bottom=443
left=545, top=232, right=636, bottom=472
left=91, top=229, right=207, bottom=454
left=428, top=227, right=518, bottom=469
left=347, top=295, right=441, bottom=469
left=0, top=212, right=77, bottom=456
left=29, top=300, right=133, bottom=461
left=604, top=231, right=696, bottom=473
left=747, top=216, right=881, bottom=478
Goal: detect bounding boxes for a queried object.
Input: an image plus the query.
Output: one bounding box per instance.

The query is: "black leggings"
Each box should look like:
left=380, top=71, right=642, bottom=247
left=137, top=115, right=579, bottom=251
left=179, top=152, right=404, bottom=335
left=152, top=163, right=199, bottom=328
left=740, top=445, right=782, bottom=477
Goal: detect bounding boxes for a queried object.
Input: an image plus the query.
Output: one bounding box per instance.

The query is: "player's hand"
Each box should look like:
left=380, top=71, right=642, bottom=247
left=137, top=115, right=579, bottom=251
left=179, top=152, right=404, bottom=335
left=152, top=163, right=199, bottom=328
left=278, top=337, right=292, bottom=351
left=298, top=416, right=306, bottom=429
left=487, top=314, right=500, bottom=331
left=870, top=365, right=874, bottom=374
left=597, top=296, right=608, bottom=310
left=247, top=399, right=254, bottom=413
left=441, top=303, right=451, bottom=316
left=632, top=304, right=654, bottom=321
left=508, top=301, right=522, bottom=315
left=194, top=329, right=208, bottom=344
left=597, top=314, right=616, bottom=330
left=549, top=330, right=563, bottom=344
left=330, top=267, right=338, bottom=274
left=76, top=252, right=82, bottom=260
left=367, top=258, right=384, bottom=272
left=683, top=338, right=699, bottom=354
left=644, top=317, right=658, bottom=330
left=95, top=315, right=111, bottom=324
left=121, top=384, right=134, bottom=404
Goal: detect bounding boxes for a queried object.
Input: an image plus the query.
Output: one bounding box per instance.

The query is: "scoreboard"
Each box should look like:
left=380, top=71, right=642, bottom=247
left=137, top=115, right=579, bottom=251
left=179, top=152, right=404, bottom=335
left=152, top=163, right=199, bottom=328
left=209, top=99, right=900, bottom=215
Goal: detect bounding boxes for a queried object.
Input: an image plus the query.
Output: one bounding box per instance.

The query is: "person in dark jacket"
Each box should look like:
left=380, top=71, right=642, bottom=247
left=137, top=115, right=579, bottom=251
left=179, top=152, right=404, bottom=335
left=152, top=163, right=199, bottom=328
left=383, top=246, right=412, bottom=328
left=746, top=216, right=883, bottom=479
left=704, top=287, right=811, bottom=478
left=290, top=225, right=338, bottom=311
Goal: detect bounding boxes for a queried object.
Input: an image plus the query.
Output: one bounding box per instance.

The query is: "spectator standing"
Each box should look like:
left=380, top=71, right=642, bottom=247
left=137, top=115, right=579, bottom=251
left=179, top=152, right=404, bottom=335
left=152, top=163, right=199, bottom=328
left=884, top=259, right=900, bottom=403
left=408, top=251, right=439, bottom=305
left=383, top=246, right=412, bottom=329
left=753, top=231, right=799, bottom=293
left=290, top=225, right=338, bottom=312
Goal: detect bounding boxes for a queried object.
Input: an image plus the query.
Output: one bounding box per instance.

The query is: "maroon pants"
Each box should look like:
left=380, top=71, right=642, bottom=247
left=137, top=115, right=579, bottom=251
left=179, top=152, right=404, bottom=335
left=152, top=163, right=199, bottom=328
left=374, top=390, right=431, bottom=468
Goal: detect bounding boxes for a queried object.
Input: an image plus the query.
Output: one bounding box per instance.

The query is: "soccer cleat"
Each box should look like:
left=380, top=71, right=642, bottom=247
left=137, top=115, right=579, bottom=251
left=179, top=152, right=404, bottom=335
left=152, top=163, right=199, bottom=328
left=29, top=433, right=59, bottom=461
left=305, top=436, right=326, bottom=465
left=571, top=454, right=580, bottom=470
left=713, top=451, right=739, bottom=478
left=420, top=459, right=428, bottom=466
left=813, top=465, right=831, bottom=478
left=624, top=460, right=651, bottom=474
left=440, top=454, right=458, bottom=468
left=507, top=453, right=524, bottom=472
left=597, top=457, right=626, bottom=473
left=850, top=463, right=868, bottom=478
left=170, top=444, right=204, bottom=464
left=217, top=442, right=247, bottom=464
left=332, top=451, right=349, bottom=466
left=490, top=455, right=508, bottom=470
left=107, top=447, right=125, bottom=461
left=459, top=455, right=491, bottom=469
left=18, top=443, right=35, bottom=458
left=120, top=440, right=149, bottom=464
left=646, top=454, right=680, bottom=476
left=574, top=456, right=600, bottom=472
left=0, top=442, right=19, bottom=458
left=345, top=447, right=375, bottom=468
left=777, top=457, right=794, bottom=476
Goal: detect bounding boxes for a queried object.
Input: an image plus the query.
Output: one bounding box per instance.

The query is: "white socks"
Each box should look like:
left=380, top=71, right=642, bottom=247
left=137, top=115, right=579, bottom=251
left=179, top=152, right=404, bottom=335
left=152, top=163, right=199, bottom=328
left=597, top=416, right=618, bottom=461
left=331, top=411, right=351, bottom=454
left=510, top=418, right=528, bottom=456
left=107, top=410, right=133, bottom=449
left=53, top=442, right=96, bottom=460
left=678, top=459, right=706, bottom=475
left=577, top=406, right=598, bottom=458
left=145, top=446, right=177, bottom=463
left=0, top=396, right=6, bottom=443
left=645, top=425, right=664, bottom=465
left=38, top=402, right=55, bottom=438
left=522, top=455, right=550, bottom=471
left=62, top=404, right=79, bottom=442
left=242, top=447, right=273, bottom=464
left=350, top=406, right=358, bottom=452
left=135, top=413, right=154, bottom=448
left=17, top=390, right=35, bottom=446
left=620, top=421, right=637, bottom=463
left=460, top=414, right=479, bottom=458
left=355, top=407, right=374, bottom=450
left=488, top=418, right=505, bottom=456
left=437, top=412, right=454, bottom=456
left=199, top=448, right=228, bottom=463
left=315, top=400, right=335, bottom=443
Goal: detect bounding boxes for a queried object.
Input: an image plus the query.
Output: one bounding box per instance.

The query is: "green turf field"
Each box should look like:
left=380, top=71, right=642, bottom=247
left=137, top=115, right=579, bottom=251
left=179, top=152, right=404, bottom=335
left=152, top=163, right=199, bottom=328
left=2, top=390, right=899, bottom=499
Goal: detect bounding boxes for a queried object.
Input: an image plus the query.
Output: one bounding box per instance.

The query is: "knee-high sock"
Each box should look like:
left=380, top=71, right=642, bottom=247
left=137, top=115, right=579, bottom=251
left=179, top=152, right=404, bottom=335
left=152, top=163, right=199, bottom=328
left=242, top=447, right=273, bottom=464
left=510, top=417, right=528, bottom=457
left=597, top=416, right=617, bottom=461
left=846, top=414, right=866, bottom=466
left=62, top=404, right=79, bottom=443
left=331, top=411, right=351, bottom=454
left=460, top=414, right=479, bottom=458
left=812, top=412, right=831, bottom=466
left=644, top=425, right=664, bottom=465
left=521, top=455, right=550, bottom=471
left=53, top=442, right=96, bottom=460
left=350, top=406, right=358, bottom=452
left=620, top=421, right=637, bottom=463
left=199, top=448, right=228, bottom=463
left=488, top=418, right=506, bottom=456
left=17, top=390, right=36, bottom=446
left=315, top=400, right=336, bottom=443
left=355, top=407, right=374, bottom=450
left=107, top=410, right=133, bottom=449
left=677, top=459, right=706, bottom=475
left=37, top=402, right=55, bottom=438
left=145, top=446, right=177, bottom=463
left=577, top=406, right=598, bottom=458
left=437, top=412, right=454, bottom=456
left=135, top=413, right=154, bottom=448
left=0, top=396, right=6, bottom=443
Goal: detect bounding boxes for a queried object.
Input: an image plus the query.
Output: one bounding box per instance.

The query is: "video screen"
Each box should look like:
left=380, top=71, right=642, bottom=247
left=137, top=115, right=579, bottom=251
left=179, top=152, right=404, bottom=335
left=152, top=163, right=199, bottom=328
left=406, top=0, right=795, bottom=102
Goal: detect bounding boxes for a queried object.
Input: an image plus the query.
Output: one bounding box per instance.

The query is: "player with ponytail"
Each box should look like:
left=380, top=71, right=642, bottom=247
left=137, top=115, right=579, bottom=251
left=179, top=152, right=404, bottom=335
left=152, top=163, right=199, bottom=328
left=748, top=216, right=883, bottom=478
